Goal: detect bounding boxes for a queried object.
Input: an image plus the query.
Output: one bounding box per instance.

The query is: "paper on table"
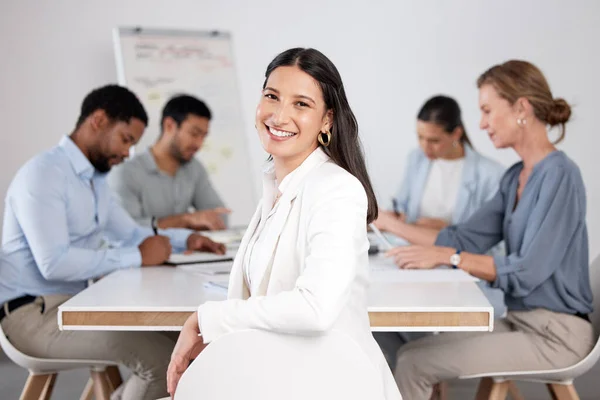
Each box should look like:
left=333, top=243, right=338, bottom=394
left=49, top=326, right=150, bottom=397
left=203, top=275, right=230, bottom=294
left=371, top=269, right=479, bottom=283
left=367, top=232, right=409, bottom=249
left=369, top=255, right=478, bottom=283
left=200, top=227, right=246, bottom=244
left=369, top=254, right=401, bottom=271
left=166, top=249, right=236, bottom=265
left=387, top=234, right=409, bottom=247
left=203, top=282, right=229, bottom=295
left=178, top=262, right=232, bottom=275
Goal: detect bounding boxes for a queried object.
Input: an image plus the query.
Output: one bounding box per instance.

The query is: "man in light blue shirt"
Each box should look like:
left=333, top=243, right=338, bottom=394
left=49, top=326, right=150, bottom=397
left=0, top=85, right=224, bottom=400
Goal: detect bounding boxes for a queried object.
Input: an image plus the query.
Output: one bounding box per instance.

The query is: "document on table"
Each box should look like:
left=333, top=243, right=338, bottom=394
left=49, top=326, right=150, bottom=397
left=367, top=232, right=409, bottom=250
left=166, top=249, right=237, bottom=265
left=370, top=253, right=402, bottom=271
left=178, top=262, right=233, bottom=275
left=203, top=274, right=230, bottom=294
left=369, top=255, right=478, bottom=283
left=370, top=269, right=478, bottom=283
left=200, top=227, right=246, bottom=244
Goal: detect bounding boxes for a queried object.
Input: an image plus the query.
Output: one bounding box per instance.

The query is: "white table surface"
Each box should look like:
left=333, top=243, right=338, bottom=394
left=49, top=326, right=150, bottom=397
left=58, top=263, right=494, bottom=332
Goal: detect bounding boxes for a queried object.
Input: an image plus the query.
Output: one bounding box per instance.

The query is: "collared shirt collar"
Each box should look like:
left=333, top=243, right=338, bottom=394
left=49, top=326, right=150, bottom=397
left=261, top=147, right=329, bottom=212
left=262, top=147, right=329, bottom=194
left=59, top=136, right=96, bottom=180
left=138, top=149, right=161, bottom=173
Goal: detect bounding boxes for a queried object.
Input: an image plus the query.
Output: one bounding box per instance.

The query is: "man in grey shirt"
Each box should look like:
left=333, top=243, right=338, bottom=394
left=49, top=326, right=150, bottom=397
left=108, top=95, right=230, bottom=230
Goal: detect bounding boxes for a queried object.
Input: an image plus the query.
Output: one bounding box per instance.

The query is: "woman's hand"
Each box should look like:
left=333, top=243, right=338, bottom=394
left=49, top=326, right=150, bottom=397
left=373, top=210, right=405, bottom=231
left=167, top=312, right=208, bottom=397
left=385, top=245, right=453, bottom=269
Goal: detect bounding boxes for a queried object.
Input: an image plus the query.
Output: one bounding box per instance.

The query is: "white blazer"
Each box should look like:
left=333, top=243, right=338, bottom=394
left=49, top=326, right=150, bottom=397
left=198, top=148, right=401, bottom=399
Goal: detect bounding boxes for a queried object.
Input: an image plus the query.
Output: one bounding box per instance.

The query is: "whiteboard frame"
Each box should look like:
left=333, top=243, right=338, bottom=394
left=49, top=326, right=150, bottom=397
left=111, top=26, right=257, bottom=209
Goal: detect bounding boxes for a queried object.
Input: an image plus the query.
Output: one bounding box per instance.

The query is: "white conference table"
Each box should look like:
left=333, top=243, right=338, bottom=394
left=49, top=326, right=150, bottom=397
left=58, top=260, right=494, bottom=333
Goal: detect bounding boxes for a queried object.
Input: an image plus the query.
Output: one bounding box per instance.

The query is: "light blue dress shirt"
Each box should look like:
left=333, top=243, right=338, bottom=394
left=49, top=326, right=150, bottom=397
left=0, top=136, right=191, bottom=304
left=393, top=144, right=505, bottom=224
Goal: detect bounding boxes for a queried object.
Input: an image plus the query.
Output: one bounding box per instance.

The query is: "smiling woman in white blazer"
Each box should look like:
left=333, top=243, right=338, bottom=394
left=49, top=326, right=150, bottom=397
left=166, top=48, right=401, bottom=399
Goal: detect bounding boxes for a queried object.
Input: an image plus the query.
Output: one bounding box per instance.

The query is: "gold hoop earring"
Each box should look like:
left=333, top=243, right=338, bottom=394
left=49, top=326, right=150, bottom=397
left=318, top=130, right=331, bottom=147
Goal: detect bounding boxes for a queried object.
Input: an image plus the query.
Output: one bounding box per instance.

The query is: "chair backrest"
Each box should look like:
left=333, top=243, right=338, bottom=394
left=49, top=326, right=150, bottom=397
left=589, top=254, right=600, bottom=333
left=529, top=253, right=600, bottom=381
left=0, top=324, right=113, bottom=374
left=174, top=329, right=385, bottom=400
left=460, top=254, right=600, bottom=383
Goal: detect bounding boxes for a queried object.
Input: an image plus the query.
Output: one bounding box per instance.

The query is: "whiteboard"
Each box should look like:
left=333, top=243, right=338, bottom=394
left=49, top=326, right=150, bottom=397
left=113, top=27, right=256, bottom=226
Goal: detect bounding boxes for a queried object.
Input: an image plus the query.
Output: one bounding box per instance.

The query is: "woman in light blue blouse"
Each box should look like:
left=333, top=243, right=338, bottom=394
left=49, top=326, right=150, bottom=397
left=376, top=96, right=505, bottom=243
left=374, top=96, right=506, bottom=279
left=373, top=97, right=507, bottom=366
left=388, top=61, right=594, bottom=400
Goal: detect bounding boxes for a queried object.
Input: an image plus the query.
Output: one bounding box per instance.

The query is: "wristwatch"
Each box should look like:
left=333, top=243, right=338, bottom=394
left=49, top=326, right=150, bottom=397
left=450, top=250, right=461, bottom=269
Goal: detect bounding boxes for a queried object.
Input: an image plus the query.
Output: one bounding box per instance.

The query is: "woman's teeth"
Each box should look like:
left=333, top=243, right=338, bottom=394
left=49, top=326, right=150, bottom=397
left=269, top=127, right=296, bottom=137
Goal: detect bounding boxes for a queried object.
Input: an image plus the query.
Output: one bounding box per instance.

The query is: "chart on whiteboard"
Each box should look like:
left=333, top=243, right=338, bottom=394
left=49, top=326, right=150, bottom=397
left=114, top=28, right=256, bottom=225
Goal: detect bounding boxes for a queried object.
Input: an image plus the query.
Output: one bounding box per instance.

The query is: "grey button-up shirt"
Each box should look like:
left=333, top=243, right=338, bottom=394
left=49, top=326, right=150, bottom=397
left=108, top=150, right=226, bottom=227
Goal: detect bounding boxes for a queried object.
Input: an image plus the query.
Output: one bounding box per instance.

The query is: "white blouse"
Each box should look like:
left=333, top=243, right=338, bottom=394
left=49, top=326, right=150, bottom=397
left=418, top=157, right=465, bottom=222
left=243, top=163, right=299, bottom=295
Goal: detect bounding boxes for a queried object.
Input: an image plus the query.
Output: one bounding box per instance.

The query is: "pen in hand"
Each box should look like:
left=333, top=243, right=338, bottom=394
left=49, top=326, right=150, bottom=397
left=391, top=198, right=400, bottom=218
left=151, top=216, right=159, bottom=236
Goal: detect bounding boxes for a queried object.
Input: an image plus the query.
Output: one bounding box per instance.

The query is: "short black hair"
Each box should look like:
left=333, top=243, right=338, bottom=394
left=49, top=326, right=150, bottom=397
left=75, top=84, right=148, bottom=128
left=160, top=95, right=212, bottom=133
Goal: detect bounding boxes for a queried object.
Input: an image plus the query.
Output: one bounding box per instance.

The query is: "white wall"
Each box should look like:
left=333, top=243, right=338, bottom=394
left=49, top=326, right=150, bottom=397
left=1, top=0, right=599, bottom=255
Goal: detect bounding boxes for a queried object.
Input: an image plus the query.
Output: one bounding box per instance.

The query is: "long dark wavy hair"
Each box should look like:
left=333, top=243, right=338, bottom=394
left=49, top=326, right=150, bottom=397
left=263, top=48, right=378, bottom=223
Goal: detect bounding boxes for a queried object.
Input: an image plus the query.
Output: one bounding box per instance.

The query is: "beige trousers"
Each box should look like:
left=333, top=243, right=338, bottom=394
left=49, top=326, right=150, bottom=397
left=1, top=294, right=176, bottom=400
left=394, top=308, right=595, bottom=400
